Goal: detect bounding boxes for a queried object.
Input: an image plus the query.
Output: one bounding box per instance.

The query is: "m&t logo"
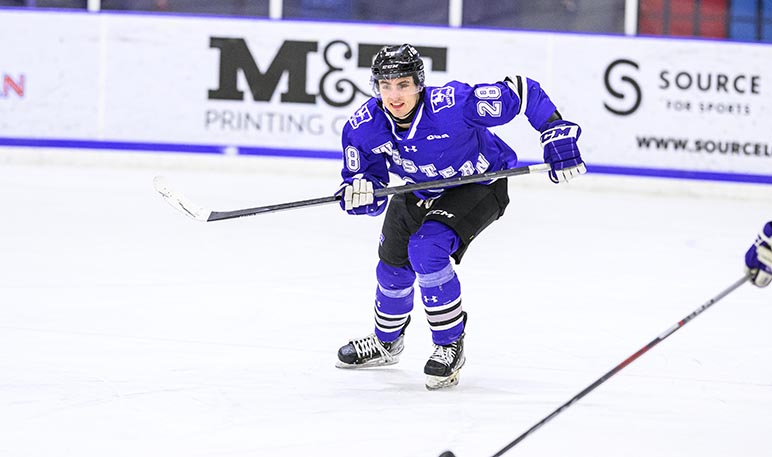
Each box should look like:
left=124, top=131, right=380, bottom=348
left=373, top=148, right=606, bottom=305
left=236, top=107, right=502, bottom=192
left=207, top=39, right=447, bottom=108
left=1, top=73, right=25, bottom=99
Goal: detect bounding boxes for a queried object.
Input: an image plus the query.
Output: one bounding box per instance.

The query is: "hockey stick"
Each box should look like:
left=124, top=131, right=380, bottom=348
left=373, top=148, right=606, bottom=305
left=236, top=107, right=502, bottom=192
left=153, top=163, right=551, bottom=222
left=439, top=274, right=750, bottom=457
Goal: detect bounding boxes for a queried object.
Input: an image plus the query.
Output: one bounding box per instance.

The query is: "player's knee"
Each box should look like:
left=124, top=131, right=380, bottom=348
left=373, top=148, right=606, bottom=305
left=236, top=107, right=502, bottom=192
left=376, top=260, right=415, bottom=289
left=408, top=221, right=460, bottom=274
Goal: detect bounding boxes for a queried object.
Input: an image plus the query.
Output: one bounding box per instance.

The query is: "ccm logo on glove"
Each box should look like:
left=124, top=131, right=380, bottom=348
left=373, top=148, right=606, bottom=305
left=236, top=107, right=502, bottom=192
left=540, top=125, right=580, bottom=144
left=540, top=120, right=586, bottom=184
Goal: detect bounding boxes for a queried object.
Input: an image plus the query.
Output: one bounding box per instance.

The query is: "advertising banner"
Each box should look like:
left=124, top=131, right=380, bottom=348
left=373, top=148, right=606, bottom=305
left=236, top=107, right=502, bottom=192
left=0, top=10, right=770, bottom=180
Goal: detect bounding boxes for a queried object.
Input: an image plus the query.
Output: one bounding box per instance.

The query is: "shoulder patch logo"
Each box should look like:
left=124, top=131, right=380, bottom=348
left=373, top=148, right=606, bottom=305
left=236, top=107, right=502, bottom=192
left=430, top=86, right=455, bottom=113
left=349, top=105, right=372, bottom=129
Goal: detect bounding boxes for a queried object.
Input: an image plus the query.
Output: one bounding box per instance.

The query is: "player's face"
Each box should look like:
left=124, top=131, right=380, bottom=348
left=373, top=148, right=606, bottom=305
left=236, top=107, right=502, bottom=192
left=378, top=76, right=420, bottom=120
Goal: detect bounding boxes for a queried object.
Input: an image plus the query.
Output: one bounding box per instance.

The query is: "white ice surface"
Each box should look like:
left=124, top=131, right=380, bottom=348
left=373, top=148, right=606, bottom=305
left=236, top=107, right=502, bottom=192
left=1, top=150, right=771, bottom=457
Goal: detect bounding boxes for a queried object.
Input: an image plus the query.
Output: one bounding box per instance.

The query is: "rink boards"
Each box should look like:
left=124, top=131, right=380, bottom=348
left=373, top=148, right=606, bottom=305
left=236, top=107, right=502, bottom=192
left=0, top=9, right=770, bottom=183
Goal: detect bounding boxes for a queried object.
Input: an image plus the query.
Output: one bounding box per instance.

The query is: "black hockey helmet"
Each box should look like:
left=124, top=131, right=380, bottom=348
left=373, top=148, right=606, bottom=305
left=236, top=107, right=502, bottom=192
left=370, top=44, right=425, bottom=96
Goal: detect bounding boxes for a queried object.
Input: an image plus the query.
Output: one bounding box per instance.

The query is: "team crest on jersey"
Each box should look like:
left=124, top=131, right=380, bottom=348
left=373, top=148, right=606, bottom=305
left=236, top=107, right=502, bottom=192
left=430, top=86, right=455, bottom=113
left=371, top=141, right=394, bottom=155
left=349, top=105, right=372, bottom=129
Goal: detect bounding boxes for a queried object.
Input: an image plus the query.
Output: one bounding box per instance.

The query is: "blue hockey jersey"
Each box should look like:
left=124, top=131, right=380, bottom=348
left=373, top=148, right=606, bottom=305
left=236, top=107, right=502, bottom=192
left=340, top=77, right=558, bottom=199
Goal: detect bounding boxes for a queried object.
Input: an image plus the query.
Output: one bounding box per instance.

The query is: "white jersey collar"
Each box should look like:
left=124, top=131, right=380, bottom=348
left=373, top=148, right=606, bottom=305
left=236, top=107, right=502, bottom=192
left=386, top=100, right=424, bottom=141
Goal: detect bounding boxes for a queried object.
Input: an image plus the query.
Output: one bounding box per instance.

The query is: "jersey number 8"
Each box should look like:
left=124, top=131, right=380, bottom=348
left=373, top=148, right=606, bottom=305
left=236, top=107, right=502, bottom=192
left=345, top=145, right=361, bottom=172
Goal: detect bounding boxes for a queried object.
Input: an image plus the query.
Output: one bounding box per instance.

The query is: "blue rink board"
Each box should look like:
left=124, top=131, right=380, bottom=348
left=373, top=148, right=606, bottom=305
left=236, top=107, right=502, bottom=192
left=1, top=137, right=771, bottom=185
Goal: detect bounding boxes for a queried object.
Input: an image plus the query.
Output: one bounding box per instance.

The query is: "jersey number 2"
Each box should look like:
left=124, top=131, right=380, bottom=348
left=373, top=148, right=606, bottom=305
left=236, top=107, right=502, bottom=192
left=475, top=86, right=502, bottom=117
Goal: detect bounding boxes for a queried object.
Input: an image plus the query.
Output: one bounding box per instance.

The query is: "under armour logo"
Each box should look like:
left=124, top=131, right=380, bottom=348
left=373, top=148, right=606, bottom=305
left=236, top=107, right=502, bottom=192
left=404, top=145, right=418, bottom=153
left=423, top=295, right=438, bottom=303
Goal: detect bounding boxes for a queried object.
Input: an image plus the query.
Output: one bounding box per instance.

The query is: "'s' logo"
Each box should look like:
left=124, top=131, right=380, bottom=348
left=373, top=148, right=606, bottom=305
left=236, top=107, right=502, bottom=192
left=603, top=59, right=641, bottom=116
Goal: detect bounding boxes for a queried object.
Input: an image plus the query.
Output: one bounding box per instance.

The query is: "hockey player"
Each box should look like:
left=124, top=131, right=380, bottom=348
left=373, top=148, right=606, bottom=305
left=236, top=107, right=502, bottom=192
left=745, top=221, right=772, bottom=288
left=334, top=44, right=585, bottom=389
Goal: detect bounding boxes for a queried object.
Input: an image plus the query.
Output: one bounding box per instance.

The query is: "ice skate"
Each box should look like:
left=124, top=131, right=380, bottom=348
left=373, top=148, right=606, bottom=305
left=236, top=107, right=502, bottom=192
left=336, top=317, right=410, bottom=368
left=424, top=333, right=465, bottom=390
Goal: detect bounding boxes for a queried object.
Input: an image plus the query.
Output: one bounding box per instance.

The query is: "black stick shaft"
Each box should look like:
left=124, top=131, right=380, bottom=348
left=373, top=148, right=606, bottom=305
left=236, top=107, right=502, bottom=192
left=489, top=274, right=750, bottom=457
left=207, top=163, right=549, bottom=222
left=208, top=195, right=339, bottom=221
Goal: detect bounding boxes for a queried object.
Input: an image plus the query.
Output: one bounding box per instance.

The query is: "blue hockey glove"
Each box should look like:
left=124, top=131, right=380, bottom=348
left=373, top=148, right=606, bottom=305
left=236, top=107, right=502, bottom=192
left=745, top=221, right=772, bottom=287
left=336, top=174, right=387, bottom=216
left=540, top=120, right=586, bottom=184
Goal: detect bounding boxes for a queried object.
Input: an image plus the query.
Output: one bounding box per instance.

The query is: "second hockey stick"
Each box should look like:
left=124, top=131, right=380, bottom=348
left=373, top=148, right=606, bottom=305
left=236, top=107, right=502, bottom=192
left=438, top=274, right=750, bottom=457
left=154, top=163, right=551, bottom=222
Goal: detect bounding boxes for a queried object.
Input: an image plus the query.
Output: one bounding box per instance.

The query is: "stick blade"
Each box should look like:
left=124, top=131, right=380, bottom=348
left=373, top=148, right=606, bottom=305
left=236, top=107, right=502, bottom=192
left=153, top=176, right=212, bottom=222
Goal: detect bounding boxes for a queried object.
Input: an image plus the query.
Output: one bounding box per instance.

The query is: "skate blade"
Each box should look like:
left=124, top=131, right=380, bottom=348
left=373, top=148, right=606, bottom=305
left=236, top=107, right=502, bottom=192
left=335, top=357, right=399, bottom=369
left=425, top=371, right=460, bottom=390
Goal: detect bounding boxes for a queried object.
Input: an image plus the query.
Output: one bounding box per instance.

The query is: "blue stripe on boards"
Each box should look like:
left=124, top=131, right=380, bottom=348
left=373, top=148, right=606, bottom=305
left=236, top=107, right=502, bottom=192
left=581, top=163, right=772, bottom=185
left=0, top=137, right=342, bottom=160
left=0, top=137, right=769, bottom=185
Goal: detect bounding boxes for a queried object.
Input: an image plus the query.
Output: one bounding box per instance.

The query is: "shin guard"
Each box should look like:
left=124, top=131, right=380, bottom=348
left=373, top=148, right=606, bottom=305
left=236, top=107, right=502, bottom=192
left=374, top=261, right=415, bottom=342
left=409, top=221, right=465, bottom=345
